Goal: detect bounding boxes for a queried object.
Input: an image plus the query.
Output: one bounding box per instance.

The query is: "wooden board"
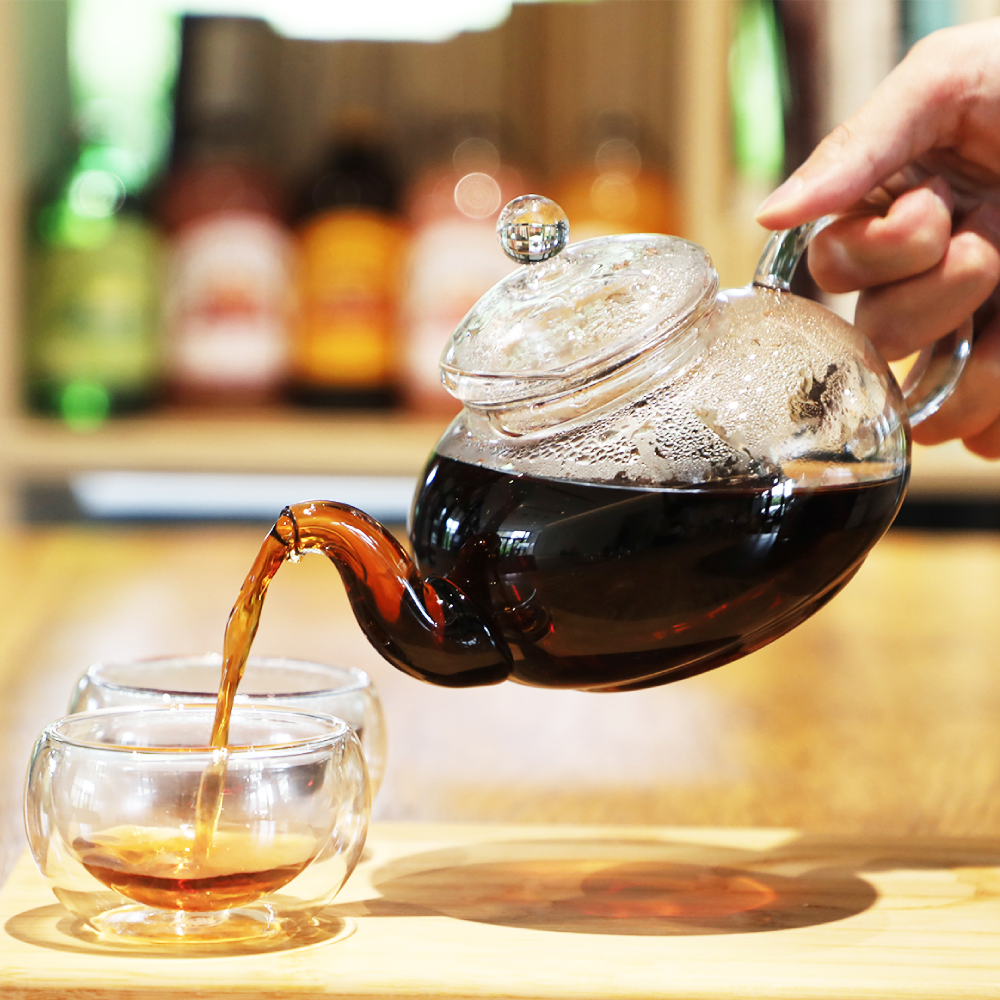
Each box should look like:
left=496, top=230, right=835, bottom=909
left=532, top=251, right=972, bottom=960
left=1, top=822, right=1000, bottom=999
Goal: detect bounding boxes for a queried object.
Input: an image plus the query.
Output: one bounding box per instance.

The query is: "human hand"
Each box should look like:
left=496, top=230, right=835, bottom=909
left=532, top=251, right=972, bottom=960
left=756, top=20, right=1000, bottom=456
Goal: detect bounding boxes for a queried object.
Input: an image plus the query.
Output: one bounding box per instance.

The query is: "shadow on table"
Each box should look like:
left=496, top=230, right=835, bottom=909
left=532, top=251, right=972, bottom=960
left=333, top=834, right=1000, bottom=937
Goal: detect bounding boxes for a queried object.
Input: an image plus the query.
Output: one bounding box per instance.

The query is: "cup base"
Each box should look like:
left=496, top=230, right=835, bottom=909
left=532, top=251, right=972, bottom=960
left=90, top=902, right=285, bottom=945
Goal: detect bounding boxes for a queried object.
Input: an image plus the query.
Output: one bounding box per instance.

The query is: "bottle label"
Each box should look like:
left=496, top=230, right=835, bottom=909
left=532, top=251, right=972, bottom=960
left=293, top=208, right=405, bottom=389
left=402, top=217, right=514, bottom=408
left=165, top=211, right=293, bottom=391
left=29, top=217, right=162, bottom=390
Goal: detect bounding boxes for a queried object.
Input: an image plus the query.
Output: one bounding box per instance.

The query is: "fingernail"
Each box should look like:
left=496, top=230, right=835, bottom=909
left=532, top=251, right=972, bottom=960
left=755, top=175, right=803, bottom=219
left=925, top=174, right=954, bottom=213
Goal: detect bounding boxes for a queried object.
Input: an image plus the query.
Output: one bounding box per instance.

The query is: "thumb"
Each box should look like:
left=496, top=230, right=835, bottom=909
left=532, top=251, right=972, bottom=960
left=755, top=31, right=967, bottom=230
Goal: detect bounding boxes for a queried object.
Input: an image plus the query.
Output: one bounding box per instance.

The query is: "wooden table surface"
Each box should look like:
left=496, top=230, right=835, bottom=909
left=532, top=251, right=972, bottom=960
left=2, top=523, right=1000, bottom=995
left=4, top=821, right=1000, bottom=999
left=2, top=522, right=1000, bottom=887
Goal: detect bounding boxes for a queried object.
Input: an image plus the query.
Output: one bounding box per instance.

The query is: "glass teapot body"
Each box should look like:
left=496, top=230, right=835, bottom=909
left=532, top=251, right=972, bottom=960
left=407, top=233, right=912, bottom=690
left=264, top=216, right=966, bottom=692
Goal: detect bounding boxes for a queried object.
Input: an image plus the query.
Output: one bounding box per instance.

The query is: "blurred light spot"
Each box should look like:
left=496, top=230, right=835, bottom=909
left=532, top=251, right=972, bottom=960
left=60, top=381, right=111, bottom=431
left=454, top=173, right=502, bottom=219
left=69, top=170, right=126, bottom=218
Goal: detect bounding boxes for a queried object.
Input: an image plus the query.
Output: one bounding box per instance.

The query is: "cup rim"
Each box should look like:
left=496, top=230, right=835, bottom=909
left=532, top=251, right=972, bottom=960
left=79, top=653, right=373, bottom=700
left=44, top=705, right=354, bottom=758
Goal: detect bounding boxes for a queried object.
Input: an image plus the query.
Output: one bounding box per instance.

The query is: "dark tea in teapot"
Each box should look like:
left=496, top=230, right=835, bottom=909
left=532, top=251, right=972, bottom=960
left=410, top=455, right=905, bottom=690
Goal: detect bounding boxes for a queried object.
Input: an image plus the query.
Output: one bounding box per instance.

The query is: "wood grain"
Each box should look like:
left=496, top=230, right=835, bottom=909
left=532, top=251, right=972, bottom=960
left=2, top=823, right=1000, bottom=998
left=2, top=525, right=1000, bottom=992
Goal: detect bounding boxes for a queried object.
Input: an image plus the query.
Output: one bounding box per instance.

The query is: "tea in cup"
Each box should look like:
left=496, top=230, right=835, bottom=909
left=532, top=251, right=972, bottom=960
left=25, top=705, right=369, bottom=944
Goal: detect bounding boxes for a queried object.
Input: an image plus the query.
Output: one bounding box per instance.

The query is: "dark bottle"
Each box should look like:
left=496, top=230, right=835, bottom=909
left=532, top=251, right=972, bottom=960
left=289, top=115, right=406, bottom=408
left=157, top=16, right=293, bottom=406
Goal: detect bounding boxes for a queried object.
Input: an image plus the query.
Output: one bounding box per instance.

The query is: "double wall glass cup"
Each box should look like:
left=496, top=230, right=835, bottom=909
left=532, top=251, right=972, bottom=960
left=69, top=654, right=386, bottom=796
left=25, top=706, right=370, bottom=945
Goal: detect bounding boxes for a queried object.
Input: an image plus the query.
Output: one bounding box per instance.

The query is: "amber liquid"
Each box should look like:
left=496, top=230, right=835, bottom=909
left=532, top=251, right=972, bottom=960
left=79, top=521, right=313, bottom=910
left=178, top=525, right=293, bottom=868
left=74, top=828, right=317, bottom=911
left=95, top=460, right=901, bottom=909
left=100, top=458, right=900, bottom=911
left=212, top=519, right=291, bottom=748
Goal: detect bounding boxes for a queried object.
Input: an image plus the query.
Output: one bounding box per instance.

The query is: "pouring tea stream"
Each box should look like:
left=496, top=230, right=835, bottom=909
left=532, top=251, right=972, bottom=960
left=216, top=195, right=971, bottom=712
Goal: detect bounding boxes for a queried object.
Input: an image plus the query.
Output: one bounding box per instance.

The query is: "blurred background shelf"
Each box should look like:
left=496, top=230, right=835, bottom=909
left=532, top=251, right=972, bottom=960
left=0, top=409, right=447, bottom=478
left=0, top=0, right=998, bottom=526
left=0, top=408, right=450, bottom=523
left=0, top=0, right=762, bottom=525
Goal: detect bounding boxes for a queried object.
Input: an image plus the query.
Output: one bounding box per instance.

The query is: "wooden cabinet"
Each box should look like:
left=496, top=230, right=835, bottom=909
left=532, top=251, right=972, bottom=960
left=0, top=1, right=756, bottom=523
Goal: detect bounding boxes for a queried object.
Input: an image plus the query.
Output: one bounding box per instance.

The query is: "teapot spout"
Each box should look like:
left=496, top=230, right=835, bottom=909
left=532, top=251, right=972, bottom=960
left=273, top=501, right=512, bottom=688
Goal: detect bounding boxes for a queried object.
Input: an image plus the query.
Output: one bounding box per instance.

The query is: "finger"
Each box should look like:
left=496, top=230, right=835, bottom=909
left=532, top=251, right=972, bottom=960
left=808, top=177, right=954, bottom=293
left=964, top=420, right=1000, bottom=459
left=755, top=25, right=989, bottom=229
left=962, top=414, right=1000, bottom=459
left=854, top=218, right=1000, bottom=360
left=910, top=311, right=1000, bottom=447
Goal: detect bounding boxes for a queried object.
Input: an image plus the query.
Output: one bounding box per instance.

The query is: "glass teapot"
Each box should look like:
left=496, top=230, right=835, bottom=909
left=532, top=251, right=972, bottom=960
left=267, top=197, right=969, bottom=692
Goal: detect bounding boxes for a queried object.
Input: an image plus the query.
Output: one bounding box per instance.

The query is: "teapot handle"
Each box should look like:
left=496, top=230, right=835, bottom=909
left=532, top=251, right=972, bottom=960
left=753, top=218, right=973, bottom=427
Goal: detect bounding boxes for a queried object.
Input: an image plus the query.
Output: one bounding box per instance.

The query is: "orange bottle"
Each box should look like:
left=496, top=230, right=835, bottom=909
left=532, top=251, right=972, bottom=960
left=554, top=114, right=681, bottom=242
left=290, top=116, right=405, bottom=408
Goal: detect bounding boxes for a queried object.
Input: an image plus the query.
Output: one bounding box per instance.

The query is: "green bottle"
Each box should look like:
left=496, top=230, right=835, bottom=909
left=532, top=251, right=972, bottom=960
left=25, top=0, right=178, bottom=430
left=27, top=148, right=163, bottom=427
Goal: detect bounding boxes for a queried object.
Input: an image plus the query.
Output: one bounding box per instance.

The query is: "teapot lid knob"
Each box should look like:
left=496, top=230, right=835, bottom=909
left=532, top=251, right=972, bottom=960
left=497, top=195, right=569, bottom=263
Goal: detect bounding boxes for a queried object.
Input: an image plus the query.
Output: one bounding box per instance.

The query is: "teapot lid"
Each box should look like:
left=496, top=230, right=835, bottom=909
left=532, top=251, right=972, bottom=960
left=441, top=229, right=718, bottom=410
